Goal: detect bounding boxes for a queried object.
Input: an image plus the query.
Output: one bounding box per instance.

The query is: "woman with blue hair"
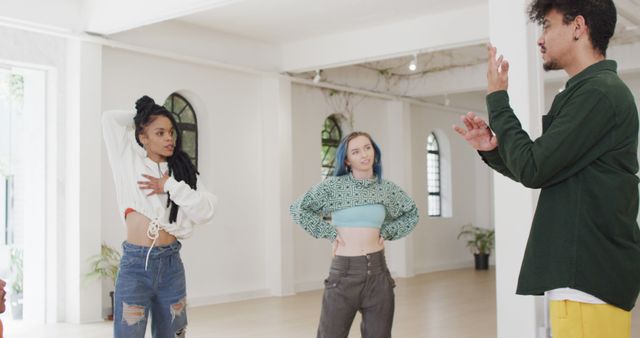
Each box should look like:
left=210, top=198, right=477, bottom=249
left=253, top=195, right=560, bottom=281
left=290, top=131, right=419, bottom=338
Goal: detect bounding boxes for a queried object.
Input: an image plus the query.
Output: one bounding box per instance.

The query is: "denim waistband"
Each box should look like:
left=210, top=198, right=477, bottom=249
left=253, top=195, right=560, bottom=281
left=122, top=240, right=181, bottom=259
left=330, top=249, right=388, bottom=273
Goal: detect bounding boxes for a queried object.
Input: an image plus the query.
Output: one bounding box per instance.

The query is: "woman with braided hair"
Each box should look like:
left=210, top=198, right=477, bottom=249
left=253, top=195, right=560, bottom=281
left=102, top=95, right=217, bottom=338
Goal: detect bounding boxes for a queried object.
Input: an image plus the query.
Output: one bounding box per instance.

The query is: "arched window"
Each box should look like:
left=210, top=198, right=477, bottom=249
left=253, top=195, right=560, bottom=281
left=163, top=93, right=198, bottom=169
left=321, top=115, right=342, bottom=179
left=427, top=133, right=441, bottom=217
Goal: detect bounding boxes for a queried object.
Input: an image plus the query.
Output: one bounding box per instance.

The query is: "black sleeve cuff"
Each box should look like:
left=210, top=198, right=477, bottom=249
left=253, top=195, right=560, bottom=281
left=478, top=148, right=501, bottom=162
left=485, top=90, right=510, bottom=113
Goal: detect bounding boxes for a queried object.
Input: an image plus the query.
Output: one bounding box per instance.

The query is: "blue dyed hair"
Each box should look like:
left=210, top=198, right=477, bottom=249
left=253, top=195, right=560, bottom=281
left=334, top=131, right=382, bottom=182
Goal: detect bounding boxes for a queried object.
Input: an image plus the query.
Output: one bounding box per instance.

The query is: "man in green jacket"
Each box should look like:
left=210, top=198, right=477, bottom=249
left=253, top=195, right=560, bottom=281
left=454, top=0, right=640, bottom=337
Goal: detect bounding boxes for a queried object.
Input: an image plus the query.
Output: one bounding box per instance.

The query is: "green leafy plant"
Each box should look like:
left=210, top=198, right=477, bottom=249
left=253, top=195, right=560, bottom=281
left=86, top=243, right=121, bottom=286
left=457, top=224, right=495, bottom=255
left=86, top=243, right=121, bottom=320
left=9, top=247, right=23, bottom=295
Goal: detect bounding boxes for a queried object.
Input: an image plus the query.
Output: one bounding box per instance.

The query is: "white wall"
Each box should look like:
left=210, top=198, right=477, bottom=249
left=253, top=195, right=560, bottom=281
left=290, top=84, right=494, bottom=290
left=109, top=20, right=282, bottom=72
left=0, top=25, right=69, bottom=323
left=410, top=105, right=494, bottom=273
left=0, top=24, right=105, bottom=324
left=291, top=85, right=360, bottom=290
left=101, top=47, right=273, bottom=306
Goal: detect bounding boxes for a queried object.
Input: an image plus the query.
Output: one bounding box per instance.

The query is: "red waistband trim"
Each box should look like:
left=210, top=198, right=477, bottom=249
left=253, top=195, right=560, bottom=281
left=124, top=208, right=136, bottom=219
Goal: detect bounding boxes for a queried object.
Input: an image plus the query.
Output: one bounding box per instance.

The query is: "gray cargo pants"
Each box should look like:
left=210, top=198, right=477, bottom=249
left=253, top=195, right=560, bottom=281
left=317, top=249, right=396, bottom=338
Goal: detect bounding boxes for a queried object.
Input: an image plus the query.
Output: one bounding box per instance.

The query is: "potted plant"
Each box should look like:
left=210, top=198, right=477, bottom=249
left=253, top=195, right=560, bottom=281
left=9, top=247, right=23, bottom=320
left=86, top=243, right=121, bottom=320
left=457, top=224, right=495, bottom=270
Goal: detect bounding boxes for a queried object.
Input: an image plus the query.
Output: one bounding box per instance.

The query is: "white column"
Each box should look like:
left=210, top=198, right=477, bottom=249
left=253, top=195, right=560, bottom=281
left=488, top=0, right=547, bottom=337
left=45, top=66, right=60, bottom=324
left=20, top=68, right=47, bottom=324
left=64, top=39, right=102, bottom=323
left=383, top=101, right=414, bottom=278
left=261, top=75, right=295, bottom=296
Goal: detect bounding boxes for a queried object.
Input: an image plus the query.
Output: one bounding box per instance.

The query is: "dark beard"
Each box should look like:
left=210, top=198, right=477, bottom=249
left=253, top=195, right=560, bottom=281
left=543, top=60, right=561, bottom=71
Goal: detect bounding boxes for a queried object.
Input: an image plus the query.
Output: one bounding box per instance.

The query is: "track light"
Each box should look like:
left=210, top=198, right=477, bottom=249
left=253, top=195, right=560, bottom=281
left=408, top=53, right=417, bottom=72
left=313, top=69, right=321, bottom=83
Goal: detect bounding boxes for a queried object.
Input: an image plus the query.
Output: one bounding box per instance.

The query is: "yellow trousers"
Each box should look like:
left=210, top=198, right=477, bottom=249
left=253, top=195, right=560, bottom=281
left=550, top=300, right=631, bottom=338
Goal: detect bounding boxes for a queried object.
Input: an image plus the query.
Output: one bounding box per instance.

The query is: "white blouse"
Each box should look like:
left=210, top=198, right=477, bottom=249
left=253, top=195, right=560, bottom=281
left=102, top=110, right=217, bottom=239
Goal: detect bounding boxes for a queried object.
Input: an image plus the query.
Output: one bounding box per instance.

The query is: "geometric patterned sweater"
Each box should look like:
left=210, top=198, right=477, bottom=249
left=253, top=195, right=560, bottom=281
left=290, top=174, right=419, bottom=241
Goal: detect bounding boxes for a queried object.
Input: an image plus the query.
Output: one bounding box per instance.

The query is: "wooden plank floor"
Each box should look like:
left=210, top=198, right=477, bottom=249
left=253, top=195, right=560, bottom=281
left=7, top=268, right=640, bottom=337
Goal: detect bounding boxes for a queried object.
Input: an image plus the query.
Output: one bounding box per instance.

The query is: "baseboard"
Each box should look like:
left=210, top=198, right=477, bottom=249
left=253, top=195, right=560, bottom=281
left=412, top=259, right=477, bottom=276
left=187, top=288, right=272, bottom=308
left=294, top=280, right=324, bottom=293
left=184, top=260, right=494, bottom=307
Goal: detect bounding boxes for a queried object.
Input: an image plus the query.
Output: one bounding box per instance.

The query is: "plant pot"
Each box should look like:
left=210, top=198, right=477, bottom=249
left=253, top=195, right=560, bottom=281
left=474, top=253, right=490, bottom=270
left=10, top=293, right=23, bottom=320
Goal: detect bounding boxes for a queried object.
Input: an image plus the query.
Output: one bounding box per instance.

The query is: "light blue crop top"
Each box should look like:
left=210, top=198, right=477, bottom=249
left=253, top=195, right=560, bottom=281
left=332, top=204, right=386, bottom=228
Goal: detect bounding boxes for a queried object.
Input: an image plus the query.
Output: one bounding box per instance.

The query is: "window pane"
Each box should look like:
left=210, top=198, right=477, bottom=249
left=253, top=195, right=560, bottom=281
left=428, top=195, right=441, bottom=217
left=180, top=108, right=196, bottom=124
left=172, top=97, right=187, bottom=117
left=427, top=153, right=440, bottom=193
left=182, top=130, right=197, bottom=159
left=164, top=93, right=198, bottom=169
left=321, top=167, right=331, bottom=178
left=427, top=134, right=439, bottom=151
left=0, top=71, right=21, bottom=244
left=0, top=174, right=5, bottom=244
left=321, top=115, right=342, bottom=179
left=322, top=147, right=337, bottom=169
left=426, top=133, right=441, bottom=217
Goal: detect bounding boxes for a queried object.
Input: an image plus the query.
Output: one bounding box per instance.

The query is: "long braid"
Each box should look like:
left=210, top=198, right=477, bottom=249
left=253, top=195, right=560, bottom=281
left=135, top=95, right=198, bottom=223
left=166, top=146, right=198, bottom=223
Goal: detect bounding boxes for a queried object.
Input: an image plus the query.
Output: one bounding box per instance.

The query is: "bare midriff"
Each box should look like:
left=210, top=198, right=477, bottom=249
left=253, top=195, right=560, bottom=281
left=125, top=211, right=176, bottom=247
left=335, top=227, right=384, bottom=256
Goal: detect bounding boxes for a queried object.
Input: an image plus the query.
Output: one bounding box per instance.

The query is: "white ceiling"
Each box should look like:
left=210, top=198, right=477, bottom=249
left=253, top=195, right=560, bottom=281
left=282, top=0, right=640, bottom=102
left=176, top=0, right=482, bottom=43
left=85, top=0, right=640, bottom=102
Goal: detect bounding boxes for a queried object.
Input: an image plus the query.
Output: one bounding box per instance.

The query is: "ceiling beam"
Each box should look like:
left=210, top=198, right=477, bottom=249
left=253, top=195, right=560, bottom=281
left=409, top=41, right=640, bottom=97
left=0, top=0, right=82, bottom=32
left=280, top=3, right=489, bottom=73
left=315, top=40, right=640, bottom=98
left=83, top=0, right=244, bottom=35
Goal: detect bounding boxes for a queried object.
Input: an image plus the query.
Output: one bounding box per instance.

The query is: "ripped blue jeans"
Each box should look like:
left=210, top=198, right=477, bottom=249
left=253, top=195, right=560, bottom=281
left=114, top=241, right=187, bottom=338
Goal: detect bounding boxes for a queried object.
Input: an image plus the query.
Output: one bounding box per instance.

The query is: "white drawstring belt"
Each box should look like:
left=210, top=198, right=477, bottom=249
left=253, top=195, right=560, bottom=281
left=145, top=219, right=160, bottom=270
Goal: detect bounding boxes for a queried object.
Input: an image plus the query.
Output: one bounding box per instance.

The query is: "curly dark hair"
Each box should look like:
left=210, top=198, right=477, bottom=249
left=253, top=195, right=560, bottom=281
left=528, top=0, right=616, bottom=56
left=134, top=95, right=199, bottom=223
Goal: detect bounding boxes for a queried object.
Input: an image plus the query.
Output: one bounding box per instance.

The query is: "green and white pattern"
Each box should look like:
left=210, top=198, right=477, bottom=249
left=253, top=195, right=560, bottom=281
left=290, top=174, right=419, bottom=241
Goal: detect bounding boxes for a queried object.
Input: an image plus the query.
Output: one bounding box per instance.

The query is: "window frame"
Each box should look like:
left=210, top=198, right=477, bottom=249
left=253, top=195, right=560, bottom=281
left=321, top=115, right=343, bottom=179
left=164, top=93, right=198, bottom=169
left=427, top=132, right=442, bottom=217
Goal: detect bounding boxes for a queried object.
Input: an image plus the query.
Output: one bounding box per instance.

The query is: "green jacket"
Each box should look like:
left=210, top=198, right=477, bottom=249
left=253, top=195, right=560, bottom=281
left=481, top=60, right=640, bottom=311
